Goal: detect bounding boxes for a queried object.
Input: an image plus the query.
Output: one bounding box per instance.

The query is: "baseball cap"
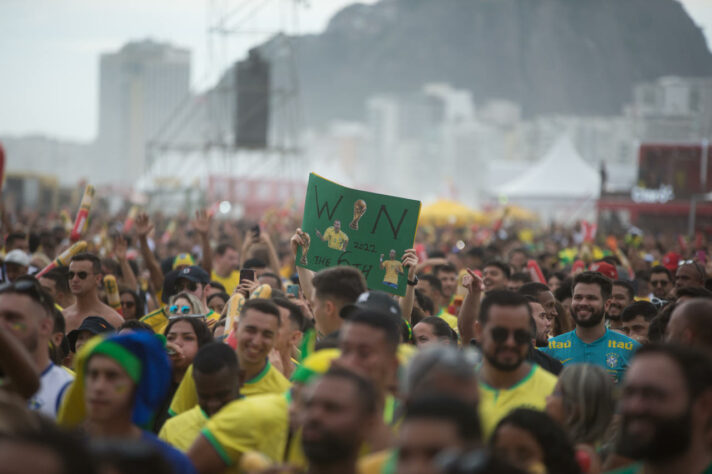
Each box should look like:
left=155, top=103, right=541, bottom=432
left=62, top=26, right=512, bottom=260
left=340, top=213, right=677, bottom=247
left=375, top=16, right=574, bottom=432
left=161, top=265, right=211, bottom=303
left=172, top=253, right=195, bottom=270
left=67, top=316, right=115, bottom=352
left=589, top=261, right=618, bottom=280
left=4, top=249, right=31, bottom=267
left=340, top=290, right=402, bottom=319
left=662, top=252, right=682, bottom=272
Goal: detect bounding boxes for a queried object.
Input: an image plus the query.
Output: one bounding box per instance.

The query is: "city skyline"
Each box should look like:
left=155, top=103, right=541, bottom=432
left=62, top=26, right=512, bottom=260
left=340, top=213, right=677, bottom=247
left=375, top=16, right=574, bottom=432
left=1, top=0, right=710, bottom=142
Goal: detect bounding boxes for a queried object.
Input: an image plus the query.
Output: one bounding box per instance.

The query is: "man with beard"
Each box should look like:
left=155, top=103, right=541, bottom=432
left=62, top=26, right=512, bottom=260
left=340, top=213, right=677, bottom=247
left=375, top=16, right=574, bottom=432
left=301, top=367, right=379, bottom=474
left=475, top=290, right=557, bottom=438
left=607, top=280, right=635, bottom=332
left=542, top=272, right=640, bottom=384
left=611, top=344, right=712, bottom=474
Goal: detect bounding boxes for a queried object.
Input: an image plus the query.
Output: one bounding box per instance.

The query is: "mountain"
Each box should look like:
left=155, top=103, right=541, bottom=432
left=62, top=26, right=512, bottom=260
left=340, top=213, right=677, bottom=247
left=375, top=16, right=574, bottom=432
left=260, top=0, right=712, bottom=126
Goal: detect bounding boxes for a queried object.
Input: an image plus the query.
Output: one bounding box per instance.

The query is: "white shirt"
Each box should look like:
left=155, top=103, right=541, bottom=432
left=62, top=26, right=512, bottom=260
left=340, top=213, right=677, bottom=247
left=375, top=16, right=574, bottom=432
left=29, top=363, right=74, bottom=418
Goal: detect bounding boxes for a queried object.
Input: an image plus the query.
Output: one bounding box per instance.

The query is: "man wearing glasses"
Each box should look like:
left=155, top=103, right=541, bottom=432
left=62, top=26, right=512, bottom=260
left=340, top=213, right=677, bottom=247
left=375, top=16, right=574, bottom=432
left=474, top=290, right=557, bottom=438
left=649, top=265, right=673, bottom=300
left=62, top=253, right=123, bottom=332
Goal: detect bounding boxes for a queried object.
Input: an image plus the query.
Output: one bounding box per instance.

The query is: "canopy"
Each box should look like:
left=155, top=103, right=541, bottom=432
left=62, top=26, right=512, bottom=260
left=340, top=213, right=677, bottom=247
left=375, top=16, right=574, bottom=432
left=497, top=135, right=600, bottom=199
left=419, top=199, right=487, bottom=226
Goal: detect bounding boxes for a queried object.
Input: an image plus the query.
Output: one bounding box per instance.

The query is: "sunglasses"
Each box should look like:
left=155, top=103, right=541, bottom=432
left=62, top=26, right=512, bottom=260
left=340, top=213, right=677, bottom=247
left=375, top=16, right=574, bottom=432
left=650, top=280, right=669, bottom=287
left=174, top=280, right=198, bottom=293
left=169, top=305, right=191, bottom=315
left=0, top=279, right=54, bottom=313
left=678, top=260, right=706, bottom=280
left=68, top=271, right=91, bottom=280
left=490, top=327, right=531, bottom=345
left=120, top=301, right=136, bottom=308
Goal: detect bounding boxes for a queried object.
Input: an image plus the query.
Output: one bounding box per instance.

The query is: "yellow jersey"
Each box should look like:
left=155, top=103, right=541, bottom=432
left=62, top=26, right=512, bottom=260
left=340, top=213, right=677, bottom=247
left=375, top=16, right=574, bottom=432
left=211, top=270, right=240, bottom=295
left=323, top=227, right=348, bottom=250
left=478, top=364, right=557, bottom=439
left=381, top=260, right=403, bottom=286
left=140, top=308, right=219, bottom=335
left=202, top=393, right=289, bottom=473
left=158, top=404, right=208, bottom=452
left=169, top=361, right=290, bottom=416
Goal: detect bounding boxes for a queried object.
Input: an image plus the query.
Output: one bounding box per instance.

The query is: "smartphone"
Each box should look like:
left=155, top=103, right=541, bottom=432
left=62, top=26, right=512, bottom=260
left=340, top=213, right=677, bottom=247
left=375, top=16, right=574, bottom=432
left=251, top=224, right=260, bottom=237
left=240, top=269, right=255, bottom=283
left=286, top=284, right=300, bottom=298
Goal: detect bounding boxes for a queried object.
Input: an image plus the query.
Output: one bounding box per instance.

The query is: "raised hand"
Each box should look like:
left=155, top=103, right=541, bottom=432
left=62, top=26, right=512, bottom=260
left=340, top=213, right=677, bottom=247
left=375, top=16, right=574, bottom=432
left=134, top=213, right=154, bottom=238
left=192, top=209, right=212, bottom=235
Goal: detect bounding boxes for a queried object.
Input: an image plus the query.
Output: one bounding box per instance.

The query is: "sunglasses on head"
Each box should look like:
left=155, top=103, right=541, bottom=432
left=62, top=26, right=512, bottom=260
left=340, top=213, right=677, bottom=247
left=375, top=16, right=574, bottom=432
left=490, top=326, right=531, bottom=345
left=68, top=271, right=91, bottom=280
left=169, top=305, right=191, bottom=315
left=0, top=279, right=53, bottom=313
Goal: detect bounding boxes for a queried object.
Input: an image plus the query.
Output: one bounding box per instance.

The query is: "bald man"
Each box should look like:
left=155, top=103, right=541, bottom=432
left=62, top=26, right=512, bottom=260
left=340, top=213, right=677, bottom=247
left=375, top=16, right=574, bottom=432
left=666, top=298, right=712, bottom=353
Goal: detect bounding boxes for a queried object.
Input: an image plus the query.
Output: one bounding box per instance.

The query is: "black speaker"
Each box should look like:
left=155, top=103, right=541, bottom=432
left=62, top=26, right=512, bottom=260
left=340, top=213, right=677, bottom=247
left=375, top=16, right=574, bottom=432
left=235, top=49, right=270, bottom=149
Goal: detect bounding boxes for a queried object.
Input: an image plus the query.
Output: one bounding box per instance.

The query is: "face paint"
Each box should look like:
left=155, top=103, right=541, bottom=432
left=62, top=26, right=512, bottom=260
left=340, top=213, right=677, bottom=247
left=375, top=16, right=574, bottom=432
left=10, top=322, right=26, bottom=331
left=115, top=383, right=129, bottom=394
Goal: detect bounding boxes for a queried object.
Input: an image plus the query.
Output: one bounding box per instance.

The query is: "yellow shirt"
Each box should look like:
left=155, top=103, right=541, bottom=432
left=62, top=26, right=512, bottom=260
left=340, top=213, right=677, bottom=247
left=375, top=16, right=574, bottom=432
left=211, top=270, right=240, bottom=295
left=323, top=227, right=348, bottom=250
left=436, top=308, right=460, bottom=333
left=381, top=260, right=403, bottom=285
left=140, top=308, right=219, bottom=335
left=202, top=393, right=289, bottom=473
left=478, top=364, right=558, bottom=439
left=158, top=404, right=208, bottom=452
left=169, top=361, right=291, bottom=416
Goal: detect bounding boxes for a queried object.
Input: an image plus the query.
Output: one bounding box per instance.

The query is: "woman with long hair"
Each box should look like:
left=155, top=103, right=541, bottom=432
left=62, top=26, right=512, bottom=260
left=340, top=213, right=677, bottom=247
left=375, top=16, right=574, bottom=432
left=546, top=364, right=616, bottom=473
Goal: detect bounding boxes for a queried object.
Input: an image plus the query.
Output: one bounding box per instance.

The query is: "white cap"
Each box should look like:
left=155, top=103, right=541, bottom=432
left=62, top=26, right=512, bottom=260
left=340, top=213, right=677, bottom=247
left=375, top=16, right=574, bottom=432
left=4, top=249, right=31, bottom=267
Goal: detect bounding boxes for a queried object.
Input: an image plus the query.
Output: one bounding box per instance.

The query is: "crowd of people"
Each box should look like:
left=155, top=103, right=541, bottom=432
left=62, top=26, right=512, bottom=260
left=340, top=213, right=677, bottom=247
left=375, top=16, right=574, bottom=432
left=0, top=203, right=712, bottom=474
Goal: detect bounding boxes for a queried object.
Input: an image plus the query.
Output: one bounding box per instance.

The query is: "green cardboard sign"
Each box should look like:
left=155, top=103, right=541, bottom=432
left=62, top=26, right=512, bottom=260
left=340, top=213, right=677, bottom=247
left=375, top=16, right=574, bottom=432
left=297, top=173, right=421, bottom=296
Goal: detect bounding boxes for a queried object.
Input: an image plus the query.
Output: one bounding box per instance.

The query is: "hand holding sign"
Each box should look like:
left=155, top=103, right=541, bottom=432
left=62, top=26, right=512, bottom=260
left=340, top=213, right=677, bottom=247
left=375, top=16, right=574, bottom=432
left=297, top=173, right=420, bottom=296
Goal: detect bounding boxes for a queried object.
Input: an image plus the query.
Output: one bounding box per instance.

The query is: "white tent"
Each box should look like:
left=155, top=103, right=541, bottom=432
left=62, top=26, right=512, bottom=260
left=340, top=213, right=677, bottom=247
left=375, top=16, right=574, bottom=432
left=497, top=135, right=600, bottom=199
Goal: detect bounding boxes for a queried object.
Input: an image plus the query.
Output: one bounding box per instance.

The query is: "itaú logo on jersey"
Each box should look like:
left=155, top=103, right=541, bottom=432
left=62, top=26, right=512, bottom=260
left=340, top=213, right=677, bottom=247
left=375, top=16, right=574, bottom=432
left=549, top=340, right=572, bottom=349
left=608, top=340, right=634, bottom=350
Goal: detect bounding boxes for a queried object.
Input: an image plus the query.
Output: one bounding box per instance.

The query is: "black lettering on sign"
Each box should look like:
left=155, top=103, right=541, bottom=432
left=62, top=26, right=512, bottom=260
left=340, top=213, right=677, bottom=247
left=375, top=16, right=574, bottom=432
left=353, top=241, right=377, bottom=253
left=313, top=256, right=331, bottom=266
left=314, top=185, right=343, bottom=221
left=370, top=205, right=408, bottom=240
left=337, top=252, right=352, bottom=266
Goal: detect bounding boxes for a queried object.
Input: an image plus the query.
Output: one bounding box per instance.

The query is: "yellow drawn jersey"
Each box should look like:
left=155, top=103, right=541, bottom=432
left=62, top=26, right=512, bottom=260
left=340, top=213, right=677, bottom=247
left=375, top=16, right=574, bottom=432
left=323, top=227, right=348, bottom=250
left=478, top=364, right=557, bottom=439
left=381, top=260, right=403, bottom=285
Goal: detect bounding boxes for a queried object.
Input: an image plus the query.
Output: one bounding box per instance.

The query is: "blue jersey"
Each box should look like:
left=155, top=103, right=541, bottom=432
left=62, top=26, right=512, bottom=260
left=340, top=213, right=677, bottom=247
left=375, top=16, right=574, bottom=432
left=541, top=329, right=640, bottom=384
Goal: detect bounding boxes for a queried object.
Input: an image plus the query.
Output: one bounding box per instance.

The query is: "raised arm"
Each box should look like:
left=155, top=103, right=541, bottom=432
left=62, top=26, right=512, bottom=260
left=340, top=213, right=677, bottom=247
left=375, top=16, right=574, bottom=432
left=258, top=232, right=281, bottom=276
left=290, top=229, right=315, bottom=301
left=458, top=269, right=483, bottom=345
left=114, top=235, right=139, bottom=292
left=134, top=213, right=164, bottom=294
left=399, top=249, right=418, bottom=324
left=192, top=209, right=213, bottom=275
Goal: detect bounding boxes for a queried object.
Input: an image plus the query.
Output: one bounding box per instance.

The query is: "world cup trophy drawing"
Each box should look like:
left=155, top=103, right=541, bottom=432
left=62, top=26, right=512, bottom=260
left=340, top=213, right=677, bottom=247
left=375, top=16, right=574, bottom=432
left=299, top=231, right=311, bottom=266
left=350, top=199, right=367, bottom=230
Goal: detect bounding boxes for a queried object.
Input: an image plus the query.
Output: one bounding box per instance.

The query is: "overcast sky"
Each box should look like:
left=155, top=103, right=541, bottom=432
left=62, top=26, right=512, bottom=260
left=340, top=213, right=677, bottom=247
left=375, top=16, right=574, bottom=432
left=1, top=0, right=710, bottom=142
